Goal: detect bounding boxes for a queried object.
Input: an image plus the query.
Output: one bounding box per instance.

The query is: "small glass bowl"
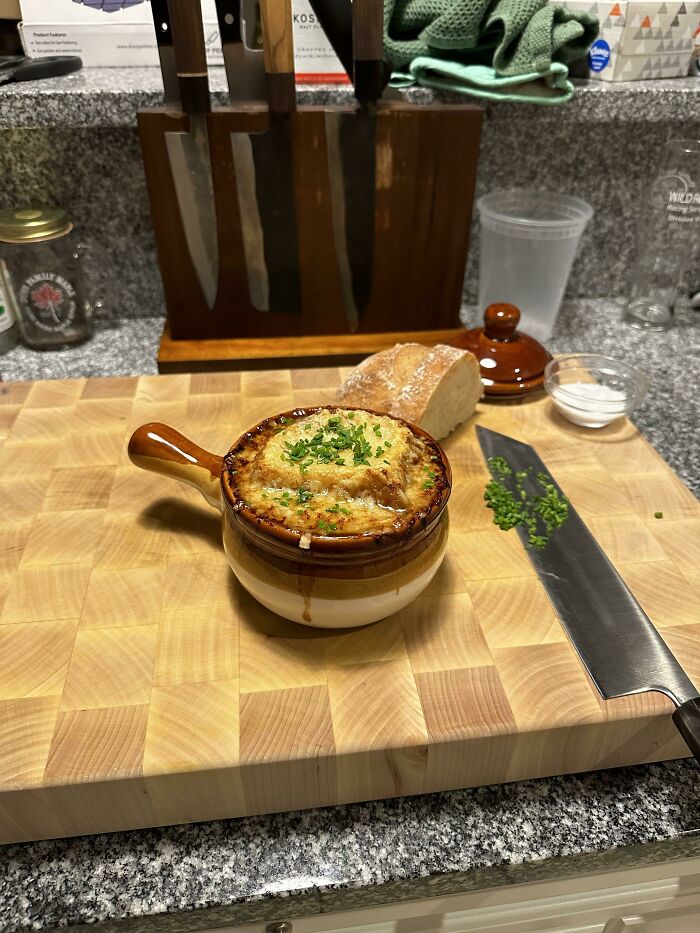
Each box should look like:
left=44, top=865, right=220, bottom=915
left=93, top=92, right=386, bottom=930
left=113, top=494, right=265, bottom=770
left=544, top=355, right=649, bottom=428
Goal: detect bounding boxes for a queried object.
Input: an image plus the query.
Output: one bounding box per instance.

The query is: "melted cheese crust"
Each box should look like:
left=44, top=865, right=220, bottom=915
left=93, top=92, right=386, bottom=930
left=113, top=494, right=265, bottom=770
left=228, top=408, right=446, bottom=538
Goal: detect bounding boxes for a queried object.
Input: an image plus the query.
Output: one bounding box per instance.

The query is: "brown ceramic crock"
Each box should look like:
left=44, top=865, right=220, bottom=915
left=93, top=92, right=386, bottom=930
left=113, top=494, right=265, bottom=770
left=128, top=407, right=451, bottom=628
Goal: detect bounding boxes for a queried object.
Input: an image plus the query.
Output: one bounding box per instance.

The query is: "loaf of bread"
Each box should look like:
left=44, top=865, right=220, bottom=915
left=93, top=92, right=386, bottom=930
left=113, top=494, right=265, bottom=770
left=336, top=343, right=482, bottom=439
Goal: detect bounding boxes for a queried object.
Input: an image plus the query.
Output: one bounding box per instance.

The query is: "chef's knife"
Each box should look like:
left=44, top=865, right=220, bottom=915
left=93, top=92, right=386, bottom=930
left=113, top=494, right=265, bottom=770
left=162, top=0, right=219, bottom=311
left=248, top=0, right=301, bottom=314
left=215, top=0, right=269, bottom=311
left=316, top=0, right=389, bottom=331
left=476, top=426, right=700, bottom=762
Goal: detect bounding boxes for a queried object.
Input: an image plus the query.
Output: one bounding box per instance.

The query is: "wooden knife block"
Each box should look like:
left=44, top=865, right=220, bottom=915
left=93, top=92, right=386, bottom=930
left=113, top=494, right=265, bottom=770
left=138, top=101, right=483, bottom=369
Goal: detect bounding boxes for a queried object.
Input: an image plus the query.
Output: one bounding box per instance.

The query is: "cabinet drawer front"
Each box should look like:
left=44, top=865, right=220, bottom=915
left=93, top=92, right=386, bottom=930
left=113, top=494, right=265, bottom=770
left=211, top=857, right=700, bottom=933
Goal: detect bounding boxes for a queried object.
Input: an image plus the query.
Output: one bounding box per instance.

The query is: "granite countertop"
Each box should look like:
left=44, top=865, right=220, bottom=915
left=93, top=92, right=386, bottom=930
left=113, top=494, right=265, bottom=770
left=0, top=67, right=697, bottom=128
left=1, top=299, right=699, bottom=933
left=2, top=761, right=700, bottom=933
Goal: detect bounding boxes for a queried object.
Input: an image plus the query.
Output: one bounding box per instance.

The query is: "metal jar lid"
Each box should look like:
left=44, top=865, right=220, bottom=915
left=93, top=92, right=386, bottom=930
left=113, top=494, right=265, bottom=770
left=0, top=206, right=72, bottom=243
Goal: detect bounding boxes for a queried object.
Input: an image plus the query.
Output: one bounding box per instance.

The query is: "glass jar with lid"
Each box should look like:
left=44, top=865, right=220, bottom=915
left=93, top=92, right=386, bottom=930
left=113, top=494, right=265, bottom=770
left=0, top=206, right=95, bottom=349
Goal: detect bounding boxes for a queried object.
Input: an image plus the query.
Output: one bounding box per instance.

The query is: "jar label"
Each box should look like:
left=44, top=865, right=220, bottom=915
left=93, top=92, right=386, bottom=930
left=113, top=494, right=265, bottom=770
left=19, top=273, right=76, bottom=333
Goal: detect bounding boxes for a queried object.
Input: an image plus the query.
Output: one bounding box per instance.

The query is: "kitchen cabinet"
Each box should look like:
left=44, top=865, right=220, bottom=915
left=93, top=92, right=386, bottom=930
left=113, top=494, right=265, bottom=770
left=208, top=858, right=700, bottom=933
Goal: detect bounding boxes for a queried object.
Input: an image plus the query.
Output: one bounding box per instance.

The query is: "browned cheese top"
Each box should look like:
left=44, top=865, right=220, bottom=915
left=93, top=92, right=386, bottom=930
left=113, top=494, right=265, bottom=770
left=225, top=407, right=449, bottom=542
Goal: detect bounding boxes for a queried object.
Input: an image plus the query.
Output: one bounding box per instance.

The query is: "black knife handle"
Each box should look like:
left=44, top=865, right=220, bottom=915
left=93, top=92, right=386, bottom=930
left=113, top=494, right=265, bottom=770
left=215, top=0, right=244, bottom=45
left=151, top=0, right=172, bottom=49
left=168, top=0, right=211, bottom=113
left=353, top=0, right=385, bottom=103
left=151, top=0, right=181, bottom=106
left=259, top=0, right=295, bottom=114
left=673, top=698, right=700, bottom=763
left=353, top=0, right=383, bottom=62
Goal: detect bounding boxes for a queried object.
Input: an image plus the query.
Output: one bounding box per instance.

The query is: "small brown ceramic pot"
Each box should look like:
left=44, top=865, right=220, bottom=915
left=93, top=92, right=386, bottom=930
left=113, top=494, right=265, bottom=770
left=128, top=408, right=451, bottom=628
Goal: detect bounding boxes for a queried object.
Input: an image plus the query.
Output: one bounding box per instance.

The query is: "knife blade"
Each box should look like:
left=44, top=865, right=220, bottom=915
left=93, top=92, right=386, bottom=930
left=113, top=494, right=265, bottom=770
left=254, top=0, right=302, bottom=314
left=315, top=0, right=389, bottom=330
left=476, top=425, right=700, bottom=762
left=163, top=0, right=219, bottom=311
left=215, top=0, right=269, bottom=311
left=215, top=0, right=266, bottom=103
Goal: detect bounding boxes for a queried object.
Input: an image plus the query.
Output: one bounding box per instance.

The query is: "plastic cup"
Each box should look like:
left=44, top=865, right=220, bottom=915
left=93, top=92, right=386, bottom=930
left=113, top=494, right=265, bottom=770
left=477, top=190, right=593, bottom=342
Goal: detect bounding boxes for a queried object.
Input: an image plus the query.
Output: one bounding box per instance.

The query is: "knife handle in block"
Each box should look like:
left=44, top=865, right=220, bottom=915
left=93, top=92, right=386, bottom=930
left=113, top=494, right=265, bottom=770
left=259, top=0, right=296, bottom=114
left=168, top=0, right=210, bottom=113
left=673, top=698, right=700, bottom=763
left=215, top=0, right=244, bottom=46
left=151, top=0, right=173, bottom=50
left=150, top=0, right=180, bottom=106
left=353, top=0, right=385, bottom=103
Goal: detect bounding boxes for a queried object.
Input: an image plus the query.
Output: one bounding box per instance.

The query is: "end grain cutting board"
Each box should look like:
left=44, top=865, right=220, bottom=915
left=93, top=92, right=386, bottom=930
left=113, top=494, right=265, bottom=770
left=0, top=371, right=698, bottom=843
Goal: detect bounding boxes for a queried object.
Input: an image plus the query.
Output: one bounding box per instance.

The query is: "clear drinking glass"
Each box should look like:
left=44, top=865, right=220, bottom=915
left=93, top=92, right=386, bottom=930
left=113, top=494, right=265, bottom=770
left=624, top=138, right=700, bottom=331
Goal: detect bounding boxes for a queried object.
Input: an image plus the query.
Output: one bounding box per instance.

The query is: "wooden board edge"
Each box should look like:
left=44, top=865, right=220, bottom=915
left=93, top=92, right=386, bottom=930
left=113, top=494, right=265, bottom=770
left=157, top=321, right=466, bottom=373
left=0, top=716, right=687, bottom=844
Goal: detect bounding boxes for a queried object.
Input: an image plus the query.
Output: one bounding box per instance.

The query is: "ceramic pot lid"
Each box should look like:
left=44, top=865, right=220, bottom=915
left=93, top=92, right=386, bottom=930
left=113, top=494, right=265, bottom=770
left=449, top=303, right=552, bottom=396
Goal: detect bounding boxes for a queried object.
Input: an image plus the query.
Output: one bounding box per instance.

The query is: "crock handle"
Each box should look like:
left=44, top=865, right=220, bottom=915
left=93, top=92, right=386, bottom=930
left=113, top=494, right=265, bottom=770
left=128, top=422, right=224, bottom=511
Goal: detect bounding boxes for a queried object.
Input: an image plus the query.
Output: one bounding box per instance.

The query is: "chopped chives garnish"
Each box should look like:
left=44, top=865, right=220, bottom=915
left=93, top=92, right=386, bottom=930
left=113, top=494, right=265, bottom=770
left=484, top=457, right=569, bottom=551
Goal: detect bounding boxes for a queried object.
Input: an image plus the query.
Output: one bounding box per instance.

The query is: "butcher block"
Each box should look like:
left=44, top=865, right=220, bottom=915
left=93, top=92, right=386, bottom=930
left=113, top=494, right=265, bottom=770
left=0, top=370, right=698, bottom=844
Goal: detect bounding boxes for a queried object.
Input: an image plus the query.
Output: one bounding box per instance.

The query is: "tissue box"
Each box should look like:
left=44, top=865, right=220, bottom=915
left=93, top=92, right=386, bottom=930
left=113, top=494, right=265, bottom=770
left=560, top=0, right=700, bottom=80
left=18, top=0, right=347, bottom=82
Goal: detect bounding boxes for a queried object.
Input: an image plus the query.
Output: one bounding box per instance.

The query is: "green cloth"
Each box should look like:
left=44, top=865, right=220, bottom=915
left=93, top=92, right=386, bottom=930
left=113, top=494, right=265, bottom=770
left=405, top=58, right=575, bottom=104
left=384, top=0, right=599, bottom=103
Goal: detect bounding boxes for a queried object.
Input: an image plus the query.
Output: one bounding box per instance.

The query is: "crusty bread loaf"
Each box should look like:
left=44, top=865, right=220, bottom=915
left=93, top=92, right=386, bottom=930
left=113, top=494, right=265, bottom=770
left=336, top=343, right=482, bottom=440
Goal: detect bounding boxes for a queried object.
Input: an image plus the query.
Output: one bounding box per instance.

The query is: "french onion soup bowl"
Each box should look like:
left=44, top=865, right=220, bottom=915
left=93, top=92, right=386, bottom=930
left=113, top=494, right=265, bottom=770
left=128, top=406, right=451, bottom=629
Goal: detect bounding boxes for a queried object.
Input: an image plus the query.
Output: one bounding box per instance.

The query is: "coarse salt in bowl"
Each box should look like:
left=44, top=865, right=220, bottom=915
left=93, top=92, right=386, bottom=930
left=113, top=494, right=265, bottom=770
left=544, top=354, right=649, bottom=428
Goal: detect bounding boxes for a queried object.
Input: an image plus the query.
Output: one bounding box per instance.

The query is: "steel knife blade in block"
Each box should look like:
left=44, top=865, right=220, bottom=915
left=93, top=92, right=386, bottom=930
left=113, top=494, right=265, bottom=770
left=163, top=0, right=219, bottom=311
left=324, top=0, right=386, bottom=331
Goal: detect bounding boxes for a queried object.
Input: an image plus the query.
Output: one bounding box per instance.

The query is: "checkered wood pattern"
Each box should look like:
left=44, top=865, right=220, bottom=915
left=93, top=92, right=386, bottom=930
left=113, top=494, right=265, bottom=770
left=0, top=371, right=698, bottom=844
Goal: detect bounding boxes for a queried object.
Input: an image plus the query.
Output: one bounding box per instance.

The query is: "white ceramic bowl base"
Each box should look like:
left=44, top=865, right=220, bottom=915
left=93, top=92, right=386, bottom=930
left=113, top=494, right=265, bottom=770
left=228, top=538, right=449, bottom=629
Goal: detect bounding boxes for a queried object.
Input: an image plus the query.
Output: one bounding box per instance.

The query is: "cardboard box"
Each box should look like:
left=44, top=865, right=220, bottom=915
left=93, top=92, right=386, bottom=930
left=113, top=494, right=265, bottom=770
left=559, top=0, right=700, bottom=80
left=18, top=0, right=348, bottom=82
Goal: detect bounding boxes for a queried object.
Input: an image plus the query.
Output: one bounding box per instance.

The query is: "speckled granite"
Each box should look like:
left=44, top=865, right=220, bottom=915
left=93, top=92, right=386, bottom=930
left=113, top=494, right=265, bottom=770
left=464, top=117, right=700, bottom=304
left=0, top=74, right=697, bottom=318
left=1, top=760, right=699, bottom=933
left=0, top=316, right=160, bottom=381
left=0, top=69, right=697, bottom=128
left=0, top=127, right=165, bottom=323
